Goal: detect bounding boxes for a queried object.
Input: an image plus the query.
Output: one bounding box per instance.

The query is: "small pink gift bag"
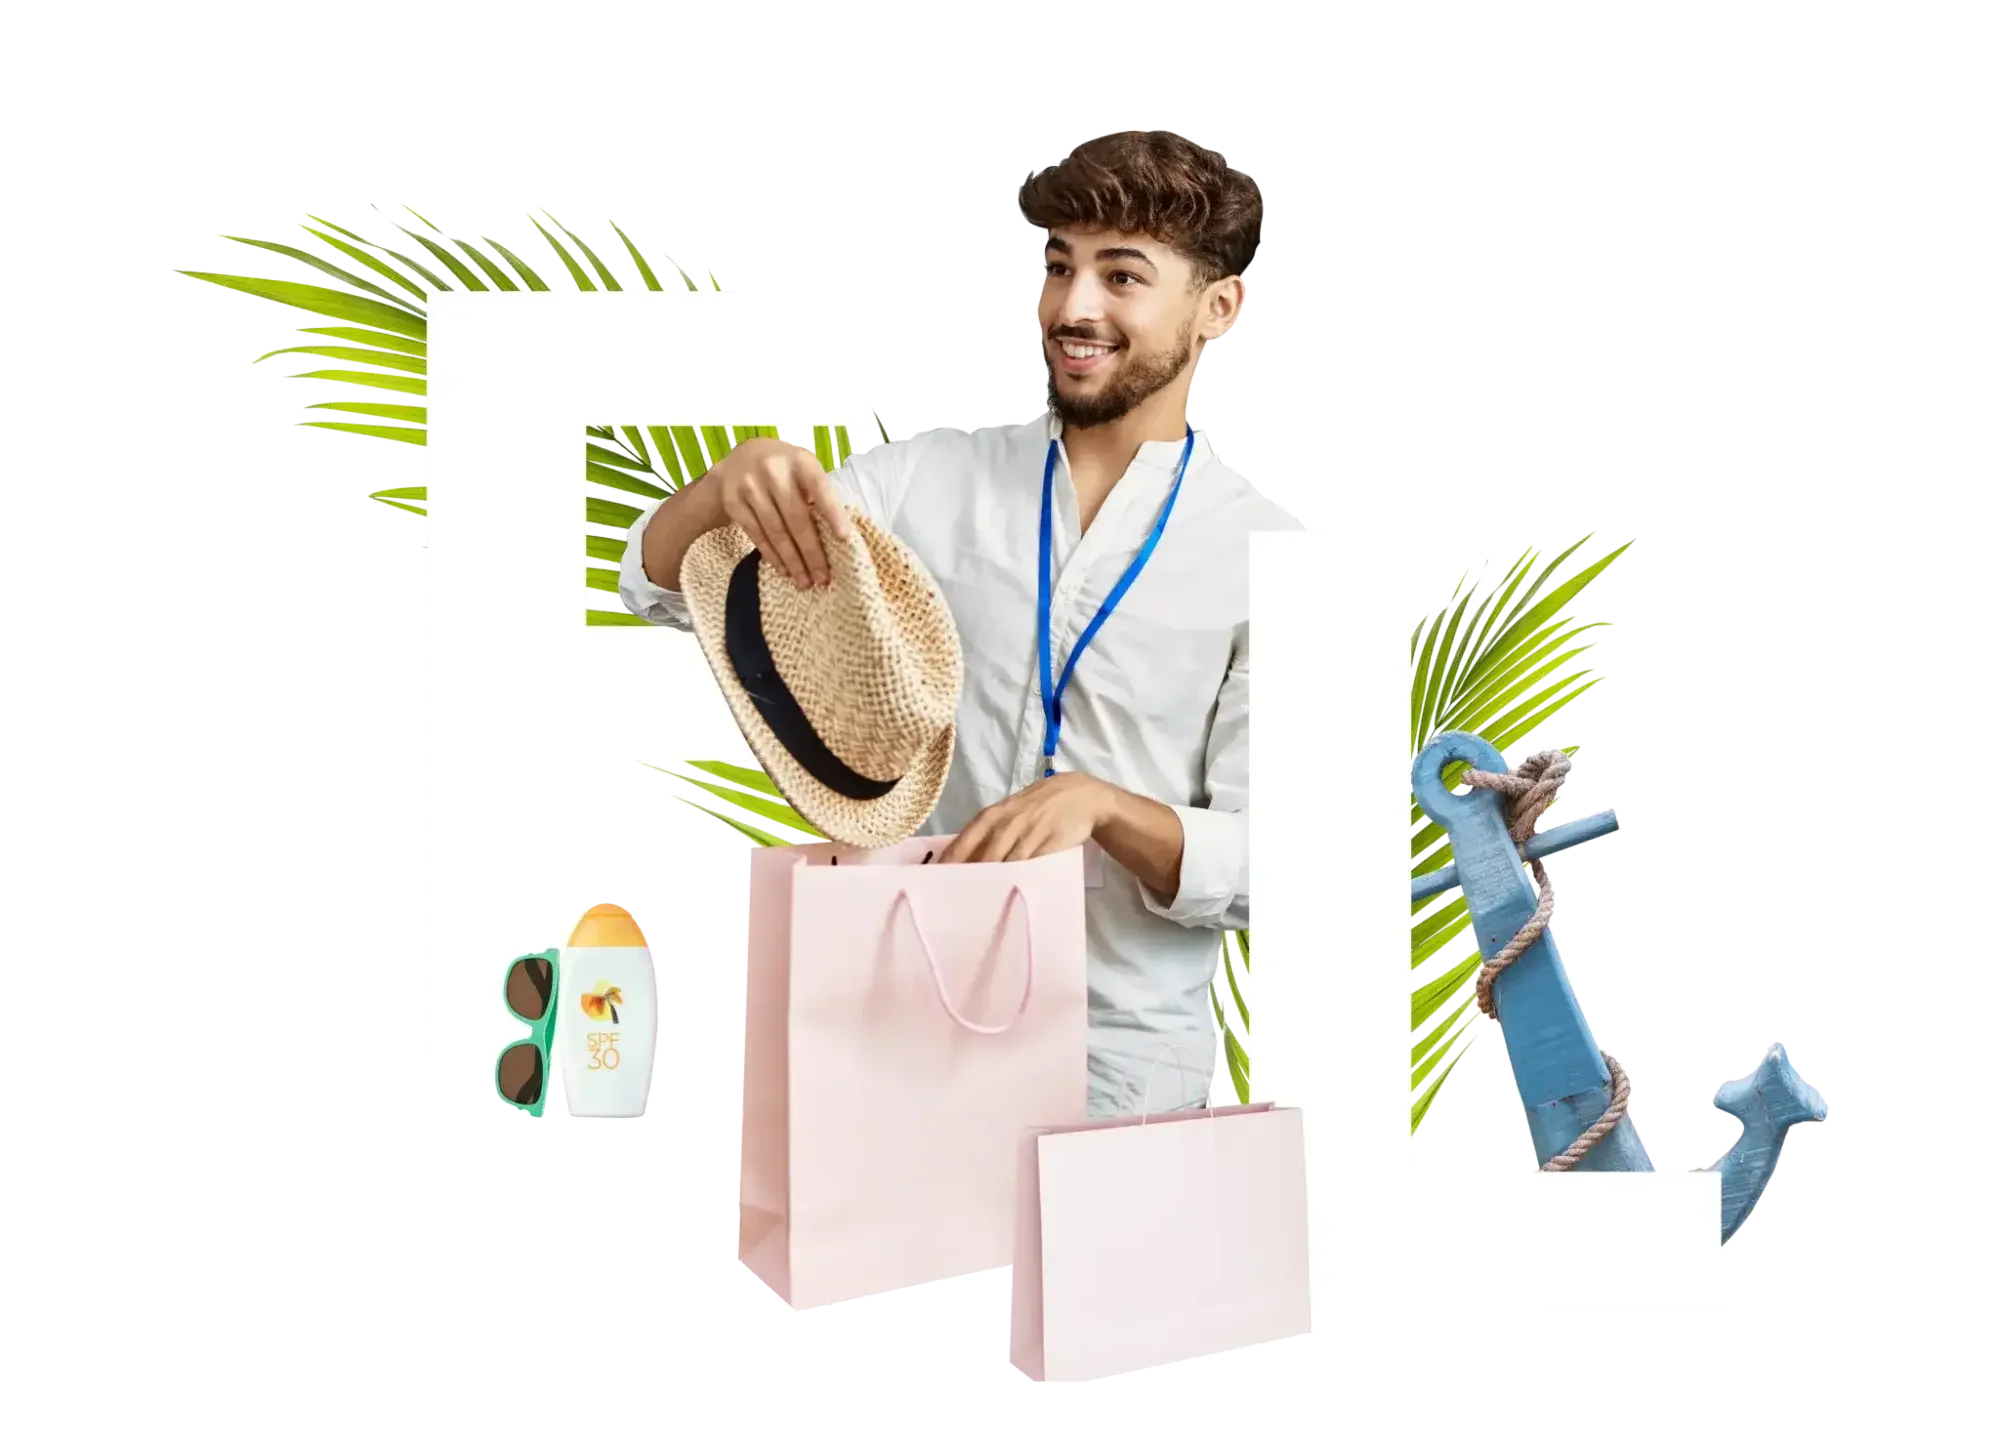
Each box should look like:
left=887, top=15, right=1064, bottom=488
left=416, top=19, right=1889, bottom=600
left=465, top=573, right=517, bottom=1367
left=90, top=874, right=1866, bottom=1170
left=1010, top=1047, right=1312, bottom=1380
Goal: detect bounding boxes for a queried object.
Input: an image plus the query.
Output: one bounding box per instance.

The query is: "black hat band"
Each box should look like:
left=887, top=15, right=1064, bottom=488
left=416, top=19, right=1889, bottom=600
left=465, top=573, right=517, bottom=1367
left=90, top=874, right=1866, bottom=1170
left=723, top=550, right=902, bottom=802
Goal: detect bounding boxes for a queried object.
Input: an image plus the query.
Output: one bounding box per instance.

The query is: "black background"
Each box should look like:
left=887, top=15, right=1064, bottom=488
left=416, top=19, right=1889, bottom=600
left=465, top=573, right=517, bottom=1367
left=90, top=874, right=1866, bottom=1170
left=168, top=138, right=1984, bottom=1360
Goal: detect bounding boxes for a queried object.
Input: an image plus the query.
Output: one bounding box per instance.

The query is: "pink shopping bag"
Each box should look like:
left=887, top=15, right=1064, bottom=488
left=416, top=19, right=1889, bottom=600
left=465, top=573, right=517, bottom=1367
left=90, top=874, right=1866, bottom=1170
left=739, top=833, right=1089, bottom=1309
left=1010, top=1049, right=1312, bottom=1380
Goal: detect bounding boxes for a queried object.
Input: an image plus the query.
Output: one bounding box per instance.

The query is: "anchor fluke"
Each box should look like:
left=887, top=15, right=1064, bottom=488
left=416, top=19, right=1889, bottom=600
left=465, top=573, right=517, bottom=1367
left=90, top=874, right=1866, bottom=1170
left=1712, top=1032, right=1832, bottom=1248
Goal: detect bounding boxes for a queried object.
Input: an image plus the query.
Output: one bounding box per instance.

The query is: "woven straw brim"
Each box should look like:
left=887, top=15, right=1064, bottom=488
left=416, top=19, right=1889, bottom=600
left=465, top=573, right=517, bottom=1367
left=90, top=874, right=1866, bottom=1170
left=681, top=522, right=957, bottom=849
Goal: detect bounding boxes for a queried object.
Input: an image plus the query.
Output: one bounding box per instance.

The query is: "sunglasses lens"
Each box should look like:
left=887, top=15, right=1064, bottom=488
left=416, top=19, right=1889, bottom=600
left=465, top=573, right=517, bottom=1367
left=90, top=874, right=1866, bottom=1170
left=506, top=956, right=553, bottom=1020
left=498, top=1042, right=544, bottom=1106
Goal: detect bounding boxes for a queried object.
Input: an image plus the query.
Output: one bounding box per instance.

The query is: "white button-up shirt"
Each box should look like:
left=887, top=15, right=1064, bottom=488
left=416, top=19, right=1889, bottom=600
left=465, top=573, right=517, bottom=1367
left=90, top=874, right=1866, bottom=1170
left=618, top=412, right=1298, bottom=1114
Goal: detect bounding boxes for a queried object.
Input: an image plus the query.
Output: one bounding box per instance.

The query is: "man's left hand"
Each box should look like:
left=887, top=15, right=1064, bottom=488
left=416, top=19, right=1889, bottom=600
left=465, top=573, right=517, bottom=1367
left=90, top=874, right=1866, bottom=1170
left=937, top=772, right=1110, bottom=865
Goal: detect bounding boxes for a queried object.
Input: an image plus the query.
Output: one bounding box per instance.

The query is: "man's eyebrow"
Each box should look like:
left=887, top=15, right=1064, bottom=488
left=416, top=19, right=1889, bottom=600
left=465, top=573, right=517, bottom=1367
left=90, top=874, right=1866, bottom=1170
left=1042, top=237, right=1159, bottom=274
left=1094, top=245, right=1158, bottom=273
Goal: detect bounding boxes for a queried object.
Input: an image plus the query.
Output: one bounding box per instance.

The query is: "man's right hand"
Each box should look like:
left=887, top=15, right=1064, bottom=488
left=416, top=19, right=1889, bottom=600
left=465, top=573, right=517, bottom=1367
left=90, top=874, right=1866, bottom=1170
left=704, top=437, right=853, bottom=591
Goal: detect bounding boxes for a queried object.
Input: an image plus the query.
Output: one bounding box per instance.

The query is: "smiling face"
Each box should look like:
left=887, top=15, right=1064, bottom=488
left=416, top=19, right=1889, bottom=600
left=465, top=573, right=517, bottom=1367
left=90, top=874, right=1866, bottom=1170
left=1039, top=227, right=1236, bottom=429
left=1018, top=132, right=1260, bottom=428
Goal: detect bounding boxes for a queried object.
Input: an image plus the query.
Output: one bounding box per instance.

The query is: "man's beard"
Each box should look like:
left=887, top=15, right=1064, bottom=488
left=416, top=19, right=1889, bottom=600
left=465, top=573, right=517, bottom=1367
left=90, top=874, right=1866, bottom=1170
left=1045, top=314, right=1194, bottom=429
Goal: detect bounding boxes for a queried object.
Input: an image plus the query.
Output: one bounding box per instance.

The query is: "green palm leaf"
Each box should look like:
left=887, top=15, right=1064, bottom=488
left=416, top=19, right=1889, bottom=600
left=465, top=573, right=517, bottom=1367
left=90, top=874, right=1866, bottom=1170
left=530, top=214, right=594, bottom=290
left=398, top=204, right=520, bottom=292
left=289, top=368, right=425, bottom=395
left=676, top=760, right=792, bottom=804
left=1481, top=673, right=1595, bottom=747
left=656, top=763, right=819, bottom=849
left=483, top=237, right=550, bottom=291
left=701, top=425, right=732, bottom=462
left=524, top=205, right=624, bottom=290
left=1411, top=897, right=1470, bottom=969
left=1413, top=952, right=1483, bottom=1032
left=1200, top=925, right=1253, bottom=1104
left=1409, top=603, right=1448, bottom=752
left=1216, top=924, right=1248, bottom=1024
left=1424, top=576, right=1488, bottom=744
left=308, top=401, right=425, bottom=422
left=646, top=426, right=685, bottom=487
left=611, top=221, right=665, bottom=291
left=587, top=496, right=642, bottom=529
left=587, top=461, right=668, bottom=500
left=648, top=245, right=704, bottom=290
left=296, top=212, right=434, bottom=296
left=588, top=434, right=652, bottom=466
left=665, top=425, right=709, bottom=480
left=222, top=236, right=425, bottom=313
left=813, top=426, right=838, bottom=470
left=296, top=325, right=428, bottom=356
left=586, top=442, right=654, bottom=476
left=369, top=486, right=426, bottom=516
left=448, top=238, right=520, bottom=292
left=368, top=200, right=484, bottom=290
left=304, top=211, right=434, bottom=272
left=1411, top=1040, right=1472, bottom=1133
left=619, top=427, right=652, bottom=469
left=1416, top=996, right=1480, bottom=1088
left=179, top=271, right=427, bottom=337
left=396, top=225, right=487, bottom=290
left=680, top=800, right=789, bottom=847
left=256, top=345, right=427, bottom=375
left=536, top=205, right=620, bottom=290
left=643, top=764, right=818, bottom=835
left=304, top=421, right=424, bottom=445
left=1408, top=537, right=1629, bottom=1134
left=1443, top=626, right=1605, bottom=732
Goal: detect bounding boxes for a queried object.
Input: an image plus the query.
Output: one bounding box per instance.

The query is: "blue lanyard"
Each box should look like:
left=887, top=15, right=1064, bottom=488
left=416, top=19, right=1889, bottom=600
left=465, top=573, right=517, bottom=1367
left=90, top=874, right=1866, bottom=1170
left=1037, top=425, right=1195, bottom=778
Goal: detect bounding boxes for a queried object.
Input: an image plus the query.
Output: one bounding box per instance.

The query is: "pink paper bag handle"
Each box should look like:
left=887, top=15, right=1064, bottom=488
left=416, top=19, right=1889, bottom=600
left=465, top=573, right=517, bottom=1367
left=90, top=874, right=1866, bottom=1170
left=1136, top=1042, right=1218, bottom=1124
left=889, top=884, right=1036, bottom=1036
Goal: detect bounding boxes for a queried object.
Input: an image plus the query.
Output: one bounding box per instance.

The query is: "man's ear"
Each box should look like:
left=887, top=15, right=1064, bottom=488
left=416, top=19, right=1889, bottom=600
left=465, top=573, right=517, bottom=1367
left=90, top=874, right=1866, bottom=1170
left=1199, top=276, right=1245, bottom=342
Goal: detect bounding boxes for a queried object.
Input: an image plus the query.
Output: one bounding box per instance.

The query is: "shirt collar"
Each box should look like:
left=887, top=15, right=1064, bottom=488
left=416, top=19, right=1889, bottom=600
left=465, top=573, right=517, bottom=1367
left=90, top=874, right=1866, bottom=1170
left=1038, top=410, right=1211, bottom=472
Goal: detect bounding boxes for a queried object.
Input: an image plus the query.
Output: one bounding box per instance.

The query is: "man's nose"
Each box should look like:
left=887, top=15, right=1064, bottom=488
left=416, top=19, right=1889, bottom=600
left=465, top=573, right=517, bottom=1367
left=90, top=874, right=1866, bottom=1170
left=1056, top=270, right=1108, bottom=326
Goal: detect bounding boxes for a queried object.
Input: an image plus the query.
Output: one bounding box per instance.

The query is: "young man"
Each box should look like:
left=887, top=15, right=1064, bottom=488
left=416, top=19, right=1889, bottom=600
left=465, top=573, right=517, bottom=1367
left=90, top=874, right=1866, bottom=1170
left=619, top=130, right=1298, bottom=1116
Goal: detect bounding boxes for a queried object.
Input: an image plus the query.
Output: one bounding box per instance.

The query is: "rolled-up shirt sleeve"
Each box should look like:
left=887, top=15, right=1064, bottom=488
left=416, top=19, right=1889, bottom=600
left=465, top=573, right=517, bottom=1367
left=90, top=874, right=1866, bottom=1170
left=1141, top=621, right=1250, bottom=931
left=617, top=495, right=696, bottom=629
left=614, top=437, right=909, bottom=628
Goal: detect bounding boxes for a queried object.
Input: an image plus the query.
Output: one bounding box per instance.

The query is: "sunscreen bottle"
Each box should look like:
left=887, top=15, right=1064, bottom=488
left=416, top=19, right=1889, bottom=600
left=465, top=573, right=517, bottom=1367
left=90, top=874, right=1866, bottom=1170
left=558, top=903, right=657, bottom=1117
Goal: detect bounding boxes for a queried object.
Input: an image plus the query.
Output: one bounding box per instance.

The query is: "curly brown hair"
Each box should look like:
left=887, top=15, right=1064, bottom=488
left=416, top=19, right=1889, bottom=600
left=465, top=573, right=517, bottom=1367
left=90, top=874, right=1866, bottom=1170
left=1018, top=131, right=1262, bottom=289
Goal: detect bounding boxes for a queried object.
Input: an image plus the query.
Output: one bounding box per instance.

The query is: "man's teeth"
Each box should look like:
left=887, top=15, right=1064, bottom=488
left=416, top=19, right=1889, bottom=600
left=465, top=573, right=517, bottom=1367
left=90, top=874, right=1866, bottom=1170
left=1061, top=342, right=1115, bottom=358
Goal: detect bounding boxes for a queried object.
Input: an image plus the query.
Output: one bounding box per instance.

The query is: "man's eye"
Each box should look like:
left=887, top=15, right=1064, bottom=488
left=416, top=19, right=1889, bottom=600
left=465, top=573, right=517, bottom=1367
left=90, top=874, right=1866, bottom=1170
left=1111, top=271, right=1141, bottom=286
left=1045, top=261, right=1069, bottom=276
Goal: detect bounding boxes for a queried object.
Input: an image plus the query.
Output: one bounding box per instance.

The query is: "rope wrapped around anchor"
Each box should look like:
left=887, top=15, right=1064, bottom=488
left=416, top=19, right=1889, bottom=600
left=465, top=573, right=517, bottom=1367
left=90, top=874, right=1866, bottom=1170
left=1459, top=750, right=1632, bottom=1173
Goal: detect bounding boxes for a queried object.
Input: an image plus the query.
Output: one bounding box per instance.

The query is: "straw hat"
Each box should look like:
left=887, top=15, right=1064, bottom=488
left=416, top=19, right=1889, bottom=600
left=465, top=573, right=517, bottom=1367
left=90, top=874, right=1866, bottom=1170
left=681, top=510, right=963, bottom=848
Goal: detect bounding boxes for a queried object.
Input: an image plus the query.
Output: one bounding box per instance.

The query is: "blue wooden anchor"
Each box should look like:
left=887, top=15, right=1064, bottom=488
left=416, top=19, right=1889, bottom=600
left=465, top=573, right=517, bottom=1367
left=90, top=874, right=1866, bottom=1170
left=1412, top=730, right=1826, bottom=1243
left=1720, top=1032, right=1832, bottom=1248
left=1408, top=808, right=1624, bottom=900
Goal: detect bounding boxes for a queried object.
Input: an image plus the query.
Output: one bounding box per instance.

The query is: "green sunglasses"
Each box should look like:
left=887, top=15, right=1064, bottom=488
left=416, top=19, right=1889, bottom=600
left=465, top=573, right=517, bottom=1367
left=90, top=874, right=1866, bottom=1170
left=497, top=948, right=560, bottom=1116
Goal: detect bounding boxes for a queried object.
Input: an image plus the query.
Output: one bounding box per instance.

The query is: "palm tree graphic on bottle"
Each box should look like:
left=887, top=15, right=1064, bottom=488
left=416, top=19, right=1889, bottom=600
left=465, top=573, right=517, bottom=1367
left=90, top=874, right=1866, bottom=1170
left=581, top=982, right=623, bottom=1024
